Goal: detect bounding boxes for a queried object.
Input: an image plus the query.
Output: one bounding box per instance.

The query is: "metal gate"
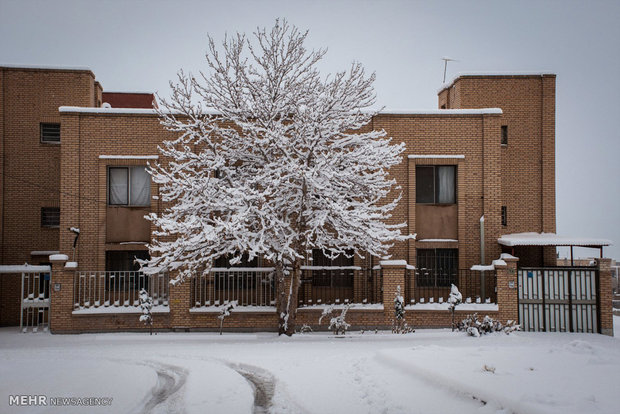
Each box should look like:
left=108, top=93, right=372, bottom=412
left=21, top=269, right=51, bottom=333
left=518, top=267, right=599, bottom=333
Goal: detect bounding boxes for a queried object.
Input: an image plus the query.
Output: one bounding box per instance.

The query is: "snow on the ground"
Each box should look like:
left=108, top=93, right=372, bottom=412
left=1, top=323, right=619, bottom=414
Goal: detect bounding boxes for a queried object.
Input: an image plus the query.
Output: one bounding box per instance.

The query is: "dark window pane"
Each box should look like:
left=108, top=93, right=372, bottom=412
left=416, top=166, right=435, bottom=203
left=501, top=125, right=508, bottom=145
left=41, top=207, right=60, bottom=227
left=105, top=250, right=150, bottom=272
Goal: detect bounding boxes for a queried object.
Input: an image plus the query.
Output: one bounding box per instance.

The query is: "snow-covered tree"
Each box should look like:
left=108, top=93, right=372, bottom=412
left=139, top=289, right=153, bottom=335
left=447, top=284, right=462, bottom=331
left=145, top=19, right=406, bottom=335
left=218, top=300, right=237, bottom=335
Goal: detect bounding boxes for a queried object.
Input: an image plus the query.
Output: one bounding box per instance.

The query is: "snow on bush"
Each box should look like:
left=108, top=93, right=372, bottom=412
left=142, top=19, right=407, bottom=336
left=392, top=285, right=413, bottom=333
left=218, top=301, right=238, bottom=335
left=457, top=313, right=520, bottom=336
left=447, top=284, right=462, bottom=331
left=139, top=289, right=153, bottom=335
left=319, top=304, right=352, bottom=335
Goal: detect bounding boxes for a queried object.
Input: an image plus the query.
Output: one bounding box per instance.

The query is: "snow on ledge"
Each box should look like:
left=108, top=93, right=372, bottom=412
left=492, top=259, right=507, bottom=267
left=65, top=262, right=78, bottom=269
left=500, top=253, right=518, bottom=260
left=418, top=239, right=458, bottom=243
left=300, top=266, right=362, bottom=270
left=298, top=303, right=384, bottom=311
left=470, top=264, right=494, bottom=271
left=72, top=305, right=170, bottom=315
left=498, top=232, right=612, bottom=247
left=0, top=264, right=51, bottom=274
left=49, top=254, right=69, bottom=261
left=60, top=106, right=158, bottom=114
left=406, top=303, right=498, bottom=311
left=379, top=260, right=408, bottom=267
left=408, top=154, right=465, bottom=159
left=99, top=155, right=158, bottom=160
left=380, top=109, right=502, bottom=115
left=190, top=306, right=276, bottom=313
left=1, top=63, right=92, bottom=71
left=30, top=250, right=59, bottom=256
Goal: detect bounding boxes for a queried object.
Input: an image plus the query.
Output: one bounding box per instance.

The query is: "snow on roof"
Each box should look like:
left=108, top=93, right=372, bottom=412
left=30, top=250, right=60, bottom=256
left=408, top=155, right=465, bottom=159
left=49, top=254, right=69, bottom=261
left=59, top=106, right=159, bottom=115
left=438, top=71, right=555, bottom=93
left=380, top=108, right=502, bottom=115
left=99, top=155, right=158, bottom=160
left=497, top=232, right=612, bottom=247
left=0, top=264, right=51, bottom=273
left=0, top=63, right=92, bottom=72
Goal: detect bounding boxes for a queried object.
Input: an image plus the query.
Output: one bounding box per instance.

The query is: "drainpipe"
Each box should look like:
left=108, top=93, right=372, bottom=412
left=480, top=215, right=485, bottom=301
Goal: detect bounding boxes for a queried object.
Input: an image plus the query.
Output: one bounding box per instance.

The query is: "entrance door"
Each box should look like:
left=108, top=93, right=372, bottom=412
left=517, top=267, right=599, bottom=333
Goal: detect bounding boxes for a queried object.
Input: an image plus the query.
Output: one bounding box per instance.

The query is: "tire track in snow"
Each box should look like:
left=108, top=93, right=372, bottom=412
left=227, top=363, right=276, bottom=414
left=138, top=361, right=188, bottom=414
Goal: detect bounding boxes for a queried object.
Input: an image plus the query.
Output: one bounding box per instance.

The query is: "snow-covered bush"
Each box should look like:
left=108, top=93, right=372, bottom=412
left=142, top=19, right=407, bottom=336
left=218, top=301, right=237, bottom=335
left=139, top=289, right=153, bottom=335
left=447, top=284, right=462, bottom=331
left=392, top=285, right=413, bottom=334
left=457, top=313, right=521, bottom=336
left=319, top=304, right=351, bottom=335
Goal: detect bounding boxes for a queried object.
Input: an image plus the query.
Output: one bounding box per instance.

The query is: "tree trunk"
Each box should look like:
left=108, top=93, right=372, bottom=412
left=284, top=259, right=302, bottom=336
left=275, top=262, right=287, bottom=336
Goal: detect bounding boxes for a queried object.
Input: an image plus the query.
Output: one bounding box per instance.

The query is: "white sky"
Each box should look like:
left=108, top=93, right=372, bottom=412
left=1, top=0, right=618, bottom=260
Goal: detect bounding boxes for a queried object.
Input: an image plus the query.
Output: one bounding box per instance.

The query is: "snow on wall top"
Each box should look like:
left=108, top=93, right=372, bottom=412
left=438, top=71, right=555, bottom=93
left=380, top=108, right=502, bottom=115
left=0, top=264, right=51, bottom=273
left=497, top=232, right=612, bottom=247
left=58, top=106, right=502, bottom=116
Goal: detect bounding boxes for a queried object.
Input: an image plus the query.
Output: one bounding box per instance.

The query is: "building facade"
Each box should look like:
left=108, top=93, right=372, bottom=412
left=0, top=65, right=613, bottom=334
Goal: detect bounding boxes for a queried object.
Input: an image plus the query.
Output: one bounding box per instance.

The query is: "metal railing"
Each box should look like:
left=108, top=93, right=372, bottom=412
left=298, top=267, right=382, bottom=306
left=405, top=268, right=497, bottom=305
left=74, top=271, right=169, bottom=309
left=191, top=267, right=276, bottom=308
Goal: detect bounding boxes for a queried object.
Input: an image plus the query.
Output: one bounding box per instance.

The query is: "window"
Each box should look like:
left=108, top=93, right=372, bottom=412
left=105, top=250, right=151, bottom=291
left=108, top=166, right=151, bottom=206
left=40, top=123, right=60, bottom=143
left=41, top=207, right=60, bottom=227
left=501, top=125, right=508, bottom=145
left=501, top=206, right=507, bottom=226
left=416, top=165, right=456, bottom=204
left=416, top=248, right=458, bottom=287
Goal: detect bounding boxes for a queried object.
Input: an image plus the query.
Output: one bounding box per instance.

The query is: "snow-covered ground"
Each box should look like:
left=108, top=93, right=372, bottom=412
left=1, top=319, right=619, bottom=414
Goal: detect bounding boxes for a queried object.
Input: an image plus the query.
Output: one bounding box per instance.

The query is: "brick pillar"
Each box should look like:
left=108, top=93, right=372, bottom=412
left=380, top=261, right=407, bottom=325
left=169, top=275, right=190, bottom=329
left=496, top=255, right=519, bottom=325
left=596, top=258, right=613, bottom=336
left=50, top=255, right=72, bottom=333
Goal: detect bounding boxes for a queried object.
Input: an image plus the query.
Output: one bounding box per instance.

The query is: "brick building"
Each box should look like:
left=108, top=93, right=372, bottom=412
left=0, top=65, right=613, bottom=335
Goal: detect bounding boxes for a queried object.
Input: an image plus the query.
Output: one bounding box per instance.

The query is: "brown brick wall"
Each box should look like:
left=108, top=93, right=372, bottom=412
left=0, top=67, right=97, bottom=325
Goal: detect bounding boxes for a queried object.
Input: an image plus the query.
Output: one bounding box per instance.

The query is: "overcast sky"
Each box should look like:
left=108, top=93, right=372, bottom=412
left=1, top=0, right=619, bottom=260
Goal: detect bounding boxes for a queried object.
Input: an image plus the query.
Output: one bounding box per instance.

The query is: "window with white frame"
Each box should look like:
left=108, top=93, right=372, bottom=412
left=108, top=166, right=151, bottom=206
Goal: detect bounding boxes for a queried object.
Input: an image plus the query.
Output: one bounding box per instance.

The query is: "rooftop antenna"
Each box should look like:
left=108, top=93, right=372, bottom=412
left=442, top=57, right=457, bottom=83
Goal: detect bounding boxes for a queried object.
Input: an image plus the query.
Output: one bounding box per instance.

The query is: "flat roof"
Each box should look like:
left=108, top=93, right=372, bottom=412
left=498, top=232, right=612, bottom=247
left=0, top=264, right=51, bottom=274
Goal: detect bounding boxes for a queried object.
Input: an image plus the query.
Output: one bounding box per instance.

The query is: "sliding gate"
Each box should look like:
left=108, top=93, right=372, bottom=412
left=518, top=267, right=599, bottom=333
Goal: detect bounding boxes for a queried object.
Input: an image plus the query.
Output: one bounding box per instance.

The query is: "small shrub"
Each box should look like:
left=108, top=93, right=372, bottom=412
left=319, top=304, right=352, bottom=335
left=457, top=313, right=521, bottom=336
left=139, top=289, right=153, bottom=335
left=218, top=300, right=237, bottom=335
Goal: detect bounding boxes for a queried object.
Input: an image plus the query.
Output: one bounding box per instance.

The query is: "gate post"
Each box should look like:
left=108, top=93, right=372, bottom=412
left=380, top=260, right=407, bottom=325
left=49, top=254, right=71, bottom=333
left=596, top=258, right=613, bottom=336
left=496, top=255, right=519, bottom=325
